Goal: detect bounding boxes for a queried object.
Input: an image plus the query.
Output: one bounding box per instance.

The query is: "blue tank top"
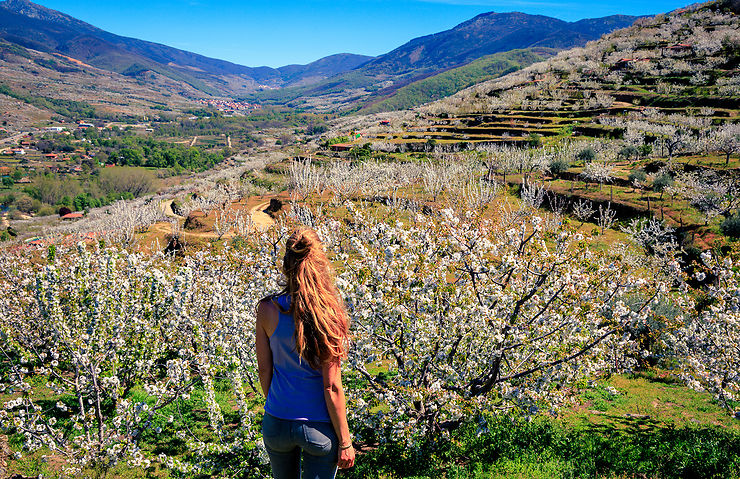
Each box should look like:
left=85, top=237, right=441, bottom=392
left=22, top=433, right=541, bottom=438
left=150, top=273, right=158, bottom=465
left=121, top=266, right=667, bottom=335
left=264, top=293, right=331, bottom=422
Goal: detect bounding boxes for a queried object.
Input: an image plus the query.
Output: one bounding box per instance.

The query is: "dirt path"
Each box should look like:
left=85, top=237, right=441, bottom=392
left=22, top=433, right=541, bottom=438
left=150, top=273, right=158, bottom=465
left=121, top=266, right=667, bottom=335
left=151, top=221, right=216, bottom=239
left=250, top=201, right=275, bottom=230
left=160, top=199, right=183, bottom=218
left=227, top=135, right=232, bottom=149
left=150, top=198, right=276, bottom=241
left=190, top=136, right=198, bottom=147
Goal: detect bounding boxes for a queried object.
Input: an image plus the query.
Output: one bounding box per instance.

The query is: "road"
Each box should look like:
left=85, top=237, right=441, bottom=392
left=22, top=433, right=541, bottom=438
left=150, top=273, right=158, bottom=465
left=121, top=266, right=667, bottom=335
left=0, top=131, right=30, bottom=146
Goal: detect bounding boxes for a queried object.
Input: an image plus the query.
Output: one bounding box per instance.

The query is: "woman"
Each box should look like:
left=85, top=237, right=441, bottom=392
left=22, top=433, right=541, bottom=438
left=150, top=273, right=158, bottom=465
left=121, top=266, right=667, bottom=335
left=256, top=227, right=355, bottom=478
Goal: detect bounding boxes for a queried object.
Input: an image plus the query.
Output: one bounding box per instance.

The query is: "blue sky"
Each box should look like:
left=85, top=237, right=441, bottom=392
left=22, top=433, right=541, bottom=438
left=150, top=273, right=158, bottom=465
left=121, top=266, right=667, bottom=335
left=38, top=0, right=691, bottom=68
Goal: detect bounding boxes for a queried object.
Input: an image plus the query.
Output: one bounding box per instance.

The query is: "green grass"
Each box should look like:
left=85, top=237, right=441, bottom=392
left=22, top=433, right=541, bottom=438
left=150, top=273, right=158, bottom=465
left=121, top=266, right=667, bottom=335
left=340, top=370, right=740, bottom=479
left=347, top=417, right=740, bottom=479
left=566, top=373, right=740, bottom=430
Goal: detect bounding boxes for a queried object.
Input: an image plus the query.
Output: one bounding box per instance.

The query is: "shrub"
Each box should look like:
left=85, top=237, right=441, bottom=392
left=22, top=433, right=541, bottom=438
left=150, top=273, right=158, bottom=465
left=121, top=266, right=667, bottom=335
left=527, top=133, right=542, bottom=147
left=577, top=147, right=596, bottom=164
left=549, top=157, right=571, bottom=175
left=652, top=172, right=674, bottom=197
left=306, top=124, right=328, bottom=136
left=14, top=195, right=35, bottom=213
left=619, top=145, right=640, bottom=161
left=0, top=193, right=15, bottom=206
left=37, top=205, right=57, bottom=216
left=33, top=175, right=82, bottom=205
left=720, top=214, right=740, bottom=238
left=629, top=169, right=647, bottom=186
left=98, top=167, right=156, bottom=197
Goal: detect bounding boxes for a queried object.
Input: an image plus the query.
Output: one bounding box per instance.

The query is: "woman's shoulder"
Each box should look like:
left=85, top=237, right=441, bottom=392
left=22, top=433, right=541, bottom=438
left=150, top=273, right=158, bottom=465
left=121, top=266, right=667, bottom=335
left=258, top=292, right=289, bottom=312
left=256, top=296, right=281, bottom=338
left=257, top=294, right=278, bottom=311
left=256, top=294, right=281, bottom=331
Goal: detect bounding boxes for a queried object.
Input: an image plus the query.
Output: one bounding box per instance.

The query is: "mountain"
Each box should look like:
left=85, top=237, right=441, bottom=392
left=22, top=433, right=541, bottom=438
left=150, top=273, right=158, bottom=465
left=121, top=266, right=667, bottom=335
left=0, top=0, right=372, bottom=95
left=359, top=13, right=635, bottom=76
left=248, top=11, right=642, bottom=112
left=0, top=37, right=206, bottom=127
left=278, top=54, right=374, bottom=87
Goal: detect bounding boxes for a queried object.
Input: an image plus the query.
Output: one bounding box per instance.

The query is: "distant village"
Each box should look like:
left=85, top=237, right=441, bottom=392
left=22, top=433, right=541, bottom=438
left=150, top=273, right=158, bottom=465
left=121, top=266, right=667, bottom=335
left=194, top=98, right=256, bottom=115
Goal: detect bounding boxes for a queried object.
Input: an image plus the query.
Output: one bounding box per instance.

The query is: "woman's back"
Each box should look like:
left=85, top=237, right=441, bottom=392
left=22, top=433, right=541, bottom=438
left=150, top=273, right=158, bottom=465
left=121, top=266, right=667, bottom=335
left=264, top=293, right=331, bottom=423
left=257, top=226, right=354, bottom=477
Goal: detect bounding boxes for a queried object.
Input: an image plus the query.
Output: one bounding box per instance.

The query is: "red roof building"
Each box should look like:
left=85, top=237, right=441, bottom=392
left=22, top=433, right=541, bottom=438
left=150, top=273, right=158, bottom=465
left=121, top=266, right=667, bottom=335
left=330, top=143, right=353, bottom=152
left=61, top=212, right=84, bottom=220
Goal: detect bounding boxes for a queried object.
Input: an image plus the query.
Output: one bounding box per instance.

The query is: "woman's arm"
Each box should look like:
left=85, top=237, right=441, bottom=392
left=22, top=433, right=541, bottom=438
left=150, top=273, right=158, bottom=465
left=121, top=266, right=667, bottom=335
left=255, top=300, right=276, bottom=397
left=322, top=359, right=355, bottom=469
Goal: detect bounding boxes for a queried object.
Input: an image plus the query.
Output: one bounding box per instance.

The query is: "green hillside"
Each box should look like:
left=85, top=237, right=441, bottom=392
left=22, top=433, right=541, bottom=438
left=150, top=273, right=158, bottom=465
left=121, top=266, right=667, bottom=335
left=359, top=48, right=557, bottom=114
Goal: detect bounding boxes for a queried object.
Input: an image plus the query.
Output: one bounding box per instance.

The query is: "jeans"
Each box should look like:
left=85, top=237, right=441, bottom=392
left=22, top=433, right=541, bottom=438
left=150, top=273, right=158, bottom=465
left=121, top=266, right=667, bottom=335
left=262, top=413, right=338, bottom=479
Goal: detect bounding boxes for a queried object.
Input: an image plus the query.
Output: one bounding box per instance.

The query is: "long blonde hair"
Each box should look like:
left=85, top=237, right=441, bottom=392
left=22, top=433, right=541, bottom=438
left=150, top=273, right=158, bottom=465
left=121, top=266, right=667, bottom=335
left=280, top=226, right=349, bottom=368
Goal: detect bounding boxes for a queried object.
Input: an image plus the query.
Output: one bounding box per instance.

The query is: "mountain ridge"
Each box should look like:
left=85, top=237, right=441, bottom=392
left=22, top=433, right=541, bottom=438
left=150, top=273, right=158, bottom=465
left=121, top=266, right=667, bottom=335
left=0, top=0, right=374, bottom=94
left=361, top=12, right=644, bottom=76
left=247, top=11, right=643, bottom=112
